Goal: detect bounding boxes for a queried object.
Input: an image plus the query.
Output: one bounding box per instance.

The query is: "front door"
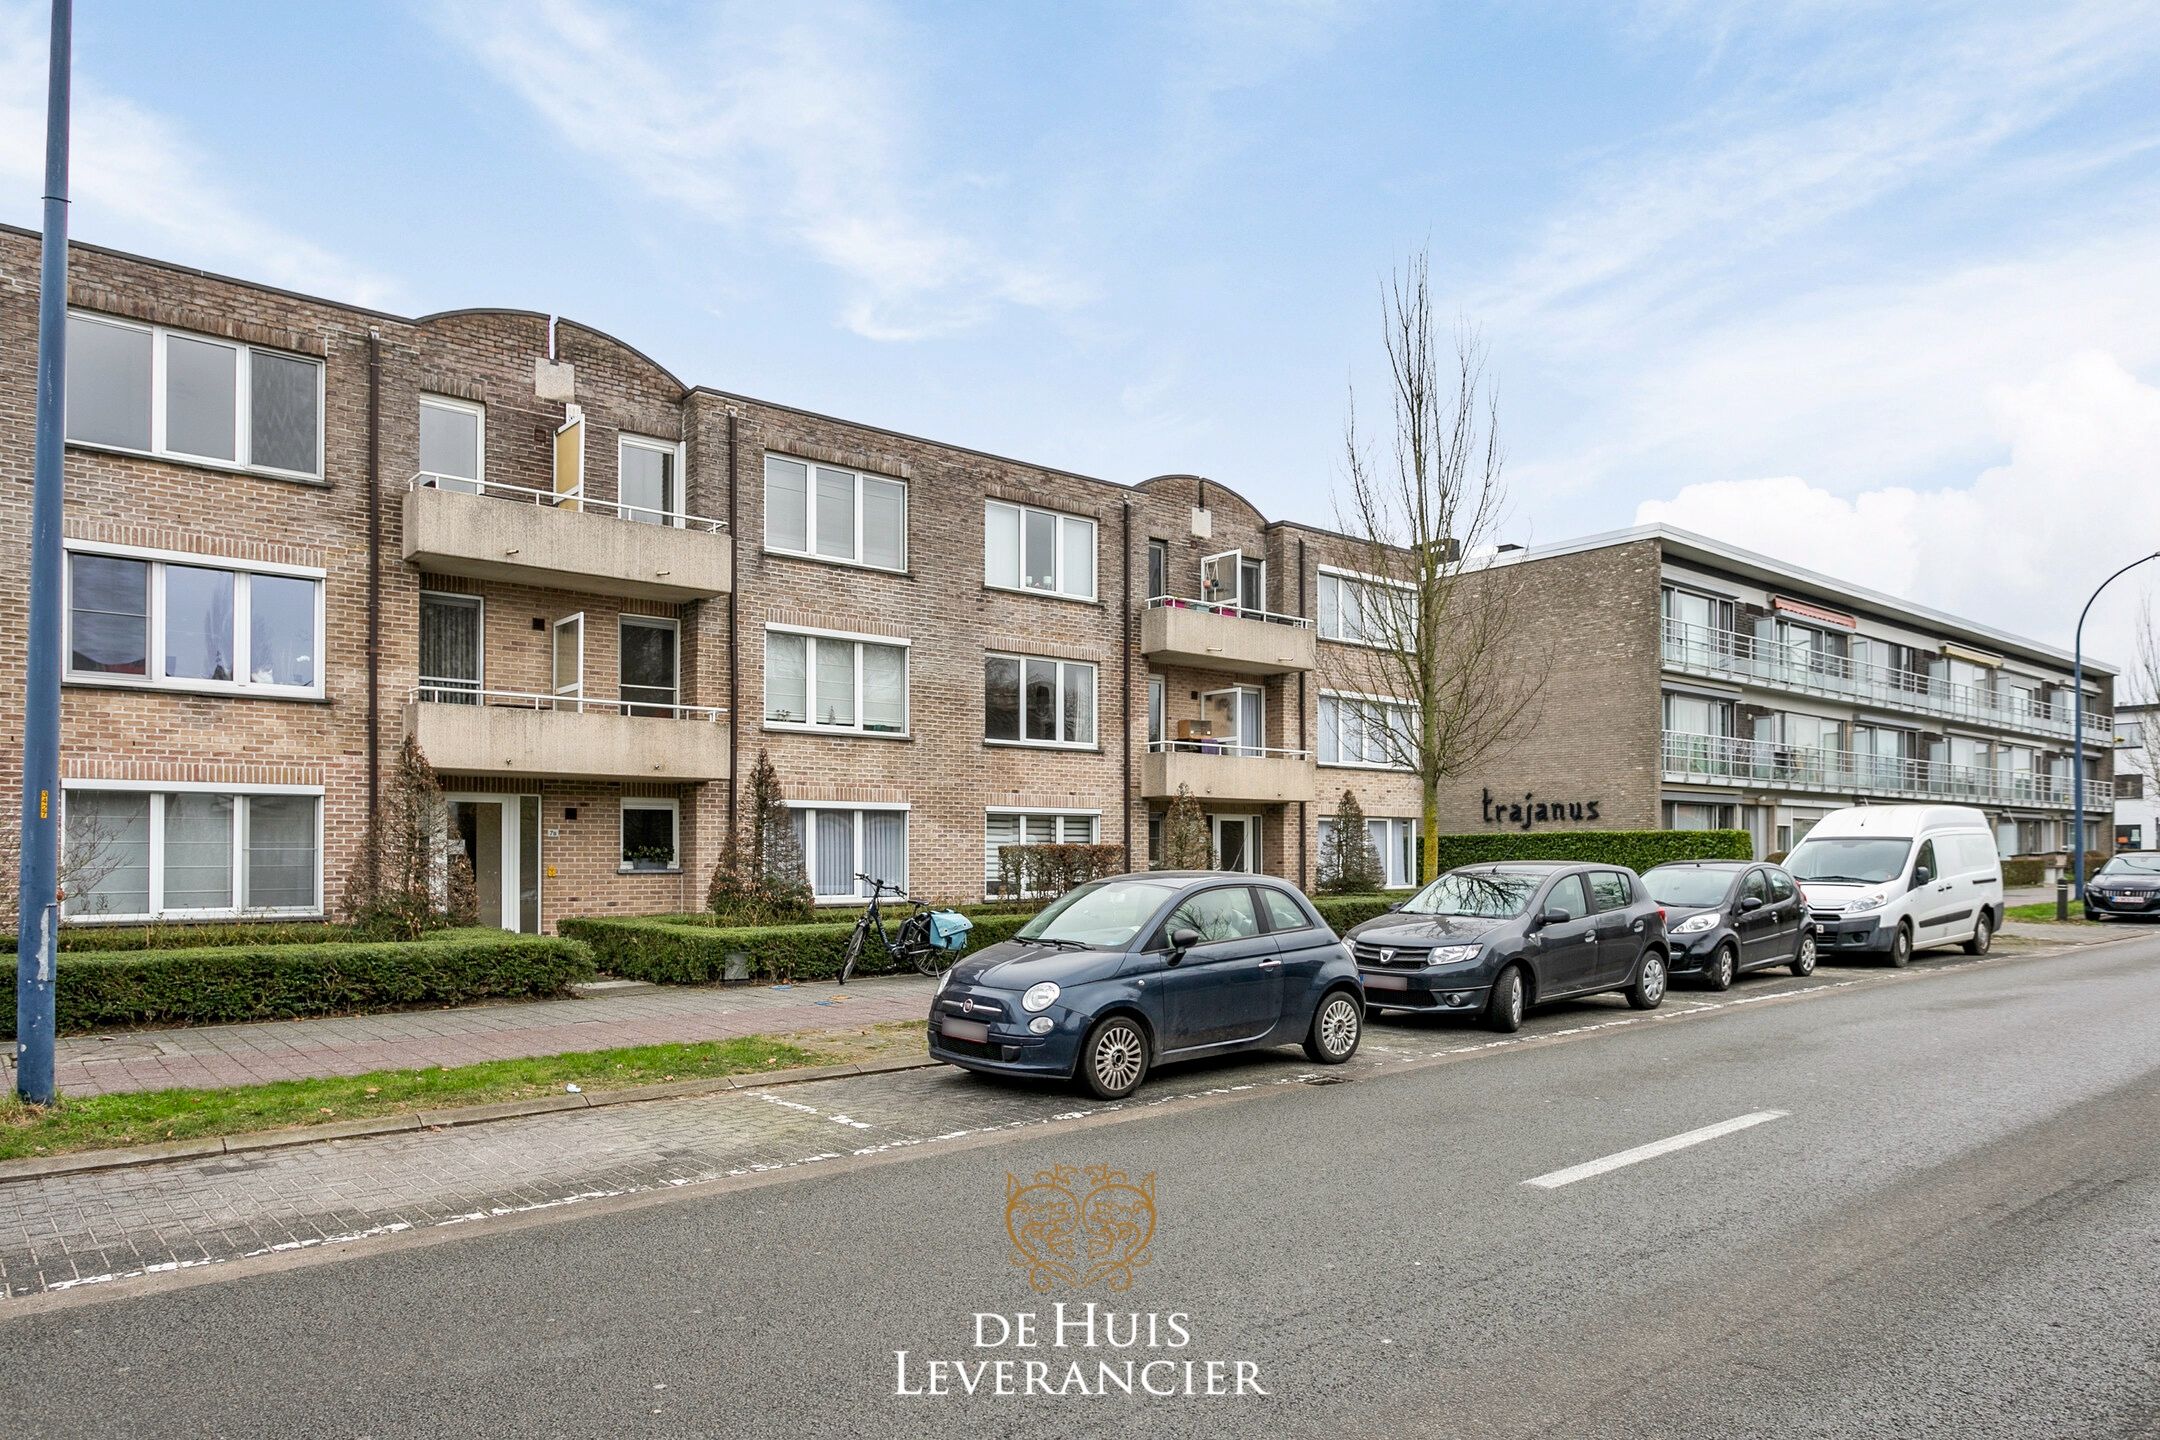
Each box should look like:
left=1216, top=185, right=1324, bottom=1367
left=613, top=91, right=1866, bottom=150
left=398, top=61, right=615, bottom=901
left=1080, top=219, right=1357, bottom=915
left=1157, top=884, right=1283, bottom=1049
left=446, top=794, right=541, bottom=932
left=1529, top=873, right=1600, bottom=994
left=1211, top=814, right=1259, bottom=873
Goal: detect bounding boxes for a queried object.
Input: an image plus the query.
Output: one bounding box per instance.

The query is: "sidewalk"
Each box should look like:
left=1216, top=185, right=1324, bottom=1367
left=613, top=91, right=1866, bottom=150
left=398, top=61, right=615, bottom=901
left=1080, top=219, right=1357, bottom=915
left=5, top=976, right=938, bottom=1099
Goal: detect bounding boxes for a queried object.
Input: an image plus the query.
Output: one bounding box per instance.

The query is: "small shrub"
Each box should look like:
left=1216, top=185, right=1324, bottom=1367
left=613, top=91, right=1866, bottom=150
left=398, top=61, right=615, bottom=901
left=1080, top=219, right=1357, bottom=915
left=708, top=750, right=813, bottom=924
left=1158, top=785, right=1212, bottom=870
left=339, top=737, right=473, bottom=939
left=994, top=843, right=1125, bottom=900
left=1317, top=791, right=1387, bottom=894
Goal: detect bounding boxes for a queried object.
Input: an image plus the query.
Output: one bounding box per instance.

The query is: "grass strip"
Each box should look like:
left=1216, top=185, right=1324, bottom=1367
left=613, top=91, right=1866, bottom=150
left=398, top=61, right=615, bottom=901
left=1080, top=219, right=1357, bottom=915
left=2005, top=902, right=2101, bottom=924
left=0, top=1023, right=927, bottom=1162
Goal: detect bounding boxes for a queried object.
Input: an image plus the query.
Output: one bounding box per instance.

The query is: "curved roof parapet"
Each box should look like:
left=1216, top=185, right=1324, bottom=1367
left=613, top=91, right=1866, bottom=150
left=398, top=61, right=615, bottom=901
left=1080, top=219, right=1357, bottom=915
left=412, top=307, right=690, bottom=395
left=1135, top=472, right=1274, bottom=527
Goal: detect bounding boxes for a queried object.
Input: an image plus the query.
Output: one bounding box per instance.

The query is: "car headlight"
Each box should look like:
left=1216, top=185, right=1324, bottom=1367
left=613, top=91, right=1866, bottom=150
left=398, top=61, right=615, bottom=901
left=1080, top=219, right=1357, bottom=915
left=1844, top=892, right=1888, bottom=914
left=1671, top=912, right=1719, bottom=935
left=1021, top=981, right=1062, bottom=1013
left=1425, top=945, right=1480, bottom=965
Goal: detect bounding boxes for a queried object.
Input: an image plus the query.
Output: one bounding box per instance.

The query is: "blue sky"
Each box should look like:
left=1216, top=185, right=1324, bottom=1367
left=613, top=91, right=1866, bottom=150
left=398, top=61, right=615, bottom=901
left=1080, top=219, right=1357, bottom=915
left=5, top=0, right=2160, bottom=677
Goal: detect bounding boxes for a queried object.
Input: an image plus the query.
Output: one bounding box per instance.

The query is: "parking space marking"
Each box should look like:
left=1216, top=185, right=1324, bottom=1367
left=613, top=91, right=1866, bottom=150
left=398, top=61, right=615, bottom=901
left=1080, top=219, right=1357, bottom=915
left=1524, top=1109, right=1789, bottom=1190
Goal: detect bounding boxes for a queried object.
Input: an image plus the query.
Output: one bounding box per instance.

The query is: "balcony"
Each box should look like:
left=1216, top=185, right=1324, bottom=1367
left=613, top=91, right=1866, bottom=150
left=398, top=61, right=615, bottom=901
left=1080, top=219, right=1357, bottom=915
left=405, top=687, right=730, bottom=783
left=1140, top=598, right=1316, bottom=676
left=1661, top=731, right=2111, bottom=811
left=402, top=476, right=732, bottom=602
left=1141, top=741, right=1316, bottom=804
left=1661, top=620, right=2108, bottom=741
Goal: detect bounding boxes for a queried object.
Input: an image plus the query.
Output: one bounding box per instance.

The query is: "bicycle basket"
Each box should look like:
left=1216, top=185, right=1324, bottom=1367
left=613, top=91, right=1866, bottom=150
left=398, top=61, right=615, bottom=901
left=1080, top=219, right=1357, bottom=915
left=926, top=910, right=974, bottom=953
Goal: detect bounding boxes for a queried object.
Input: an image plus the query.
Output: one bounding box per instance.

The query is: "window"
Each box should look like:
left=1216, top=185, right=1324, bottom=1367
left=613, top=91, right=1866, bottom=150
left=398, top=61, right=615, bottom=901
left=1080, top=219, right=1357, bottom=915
left=1317, top=569, right=1406, bottom=645
left=1665, top=801, right=1736, bottom=831
left=1162, top=886, right=1261, bottom=945
left=1663, top=693, right=1734, bottom=736
left=985, top=500, right=1095, bottom=600
left=763, top=454, right=906, bottom=571
left=419, top=396, right=484, bottom=493
left=2119, top=824, right=2144, bottom=850
left=620, top=799, right=680, bottom=872
left=65, top=313, right=322, bottom=479
left=984, top=810, right=1101, bottom=897
left=1260, top=887, right=1316, bottom=933
left=619, top=436, right=682, bottom=525
left=1742, top=869, right=1770, bottom=904
left=1147, top=676, right=1165, bottom=746
left=419, top=593, right=483, bottom=702
left=1200, top=550, right=1267, bottom=612
left=765, top=627, right=907, bottom=735
left=984, top=654, right=1096, bottom=747
left=61, top=788, right=321, bottom=920
left=2119, top=774, right=2145, bottom=801
left=1589, top=871, right=1633, bottom=912
left=1545, top=874, right=1591, bottom=920
left=1147, top=540, right=1169, bottom=599
left=620, top=616, right=679, bottom=716
left=66, top=547, right=323, bottom=697
left=790, top=806, right=907, bottom=902
left=1319, top=815, right=1421, bottom=888
left=1768, top=871, right=1796, bottom=903
left=1319, top=694, right=1416, bottom=768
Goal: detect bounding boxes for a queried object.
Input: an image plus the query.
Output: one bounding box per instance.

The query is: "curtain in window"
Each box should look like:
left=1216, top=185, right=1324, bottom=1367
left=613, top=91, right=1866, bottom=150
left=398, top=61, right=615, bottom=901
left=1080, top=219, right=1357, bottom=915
left=814, top=468, right=855, bottom=558
left=164, top=565, right=235, bottom=681
left=862, top=478, right=906, bottom=569
left=1064, top=665, right=1095, bottom=745
left=985, top=504, right=1020, bottom=587
left=165, top=335, right=237, bottom=461
left=815, top=639, right=857, bottom=726
left=1024, top=660, right=1057, bottom=741
left=621, top=445, right=674, bottom=525
left=765, top=457, right=809, bottom=550
left=419, top=401, right=482, bottom=492
left=420, top=596, right=481, bottom=701
left=62, top=791, right=151, bottom=917
left=862, top=812, right=906, bottom=893
left=246, top=795, right=318, bottom=909
left=69, top=555, right=148, bottom=675
left=984, top=814, right=1023, bottom=893
left=1023, top=510, right=1056, bottom=589
left=1319, top=698, right=1341, bottom=763
left=65, top=315, right=152, bottom=450
left=861, top=644, right=905, bottom=732
left=765, top=632, right=807, bottom=722
left=163, top=792, right=234, bottom=910
left=815, top=811, right=854, bottom=896
left=985, top=656, right=1020, bottom=739
left=1060, top=518, right=1093, bottom=597
left=250, top=575, right=317, bottom=687
left=250, top=350, right=319, bottom=474
left=621, top=621, right=678, bottom=715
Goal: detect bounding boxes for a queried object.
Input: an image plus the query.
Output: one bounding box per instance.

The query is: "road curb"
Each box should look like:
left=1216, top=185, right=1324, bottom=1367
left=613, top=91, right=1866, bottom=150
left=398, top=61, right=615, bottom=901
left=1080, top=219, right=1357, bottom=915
left=0, top=1054, right=945, bottom=1185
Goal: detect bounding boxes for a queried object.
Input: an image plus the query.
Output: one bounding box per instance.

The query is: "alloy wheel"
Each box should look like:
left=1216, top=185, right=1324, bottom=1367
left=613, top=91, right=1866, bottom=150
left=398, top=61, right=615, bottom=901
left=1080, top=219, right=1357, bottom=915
left=1642, top=957, right=1667, bottom=1004
left=1319, top=996, right=1360, bottom=1058
left=1507, top=974, right=1525, bottom=1027
left=1091, top=1022, right=1146, bottom=1095
left=1795, top=935, right=1817, bottom=975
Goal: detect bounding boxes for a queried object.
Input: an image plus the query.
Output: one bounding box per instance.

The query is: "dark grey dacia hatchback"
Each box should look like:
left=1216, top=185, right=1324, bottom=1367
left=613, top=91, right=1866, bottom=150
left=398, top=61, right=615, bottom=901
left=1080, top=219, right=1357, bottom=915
left=928, top=872, right=1365, bottom=1100
left=1348, top=862, right=1670, bottom=1032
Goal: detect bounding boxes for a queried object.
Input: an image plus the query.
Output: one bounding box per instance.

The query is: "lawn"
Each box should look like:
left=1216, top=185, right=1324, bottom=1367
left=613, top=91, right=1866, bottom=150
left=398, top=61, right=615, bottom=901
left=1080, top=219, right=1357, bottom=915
left=0, top=1020, right=928, bottom=1163
left=2006, top=902, right=2100, bottom=924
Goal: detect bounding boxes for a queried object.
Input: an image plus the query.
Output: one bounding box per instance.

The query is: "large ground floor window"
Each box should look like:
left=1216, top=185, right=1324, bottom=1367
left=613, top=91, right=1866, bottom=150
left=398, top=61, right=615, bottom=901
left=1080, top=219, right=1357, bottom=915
left=1665, top=800, right=1737, bottom=832
left=62, top=786, right=322, bottom=921
left=985, top=810, right=1099, bottom=897
left=1317, top=815, right=1421, bottom=889
left=789, top=805, right=907, bottom=901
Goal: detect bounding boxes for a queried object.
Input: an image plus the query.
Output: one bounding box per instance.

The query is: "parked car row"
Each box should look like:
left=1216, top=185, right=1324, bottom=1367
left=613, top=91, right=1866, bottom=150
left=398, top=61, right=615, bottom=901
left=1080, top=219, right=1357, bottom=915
left=926, top=805, right=2008, bottom=1099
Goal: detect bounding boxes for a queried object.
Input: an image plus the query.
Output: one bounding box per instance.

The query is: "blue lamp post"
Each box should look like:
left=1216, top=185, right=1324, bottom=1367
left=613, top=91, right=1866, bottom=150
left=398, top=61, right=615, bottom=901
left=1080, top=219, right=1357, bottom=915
left=2072, top=551, right=2160, bottom=901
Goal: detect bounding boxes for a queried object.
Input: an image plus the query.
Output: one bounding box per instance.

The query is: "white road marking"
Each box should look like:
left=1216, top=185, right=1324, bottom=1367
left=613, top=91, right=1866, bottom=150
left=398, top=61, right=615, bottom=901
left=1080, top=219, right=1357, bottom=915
left=1524, top=1110, right=1789, bottom=1190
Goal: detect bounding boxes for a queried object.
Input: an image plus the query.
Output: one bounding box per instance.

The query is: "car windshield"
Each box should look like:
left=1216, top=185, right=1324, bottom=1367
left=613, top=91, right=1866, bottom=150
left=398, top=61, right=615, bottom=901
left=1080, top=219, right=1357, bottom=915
left=1785, top=836, right=1912, bottom=885
left=2099, top=854, right=2160, bottom=876
left=1645, top=867, right=1737, bottom=908
left=1399, top=870, right=1539, bottom=918
left=1013, top=878, right=1182, bottom=950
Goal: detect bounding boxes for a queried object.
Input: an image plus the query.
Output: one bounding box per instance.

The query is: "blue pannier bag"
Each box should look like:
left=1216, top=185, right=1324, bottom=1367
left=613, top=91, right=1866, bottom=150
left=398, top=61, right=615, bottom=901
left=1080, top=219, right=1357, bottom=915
left=927, top=910, right=974, bottom=953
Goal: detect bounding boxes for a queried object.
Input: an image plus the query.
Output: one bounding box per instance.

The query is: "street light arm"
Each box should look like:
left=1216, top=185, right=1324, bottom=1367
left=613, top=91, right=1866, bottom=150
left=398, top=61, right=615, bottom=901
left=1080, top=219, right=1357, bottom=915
left=2071, top=550, right=2160, bottom=904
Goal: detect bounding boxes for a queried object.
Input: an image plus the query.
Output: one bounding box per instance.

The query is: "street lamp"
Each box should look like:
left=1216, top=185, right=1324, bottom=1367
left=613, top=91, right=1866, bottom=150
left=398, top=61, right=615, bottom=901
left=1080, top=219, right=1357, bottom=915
left=2072, top=551, right=2160, bottom=900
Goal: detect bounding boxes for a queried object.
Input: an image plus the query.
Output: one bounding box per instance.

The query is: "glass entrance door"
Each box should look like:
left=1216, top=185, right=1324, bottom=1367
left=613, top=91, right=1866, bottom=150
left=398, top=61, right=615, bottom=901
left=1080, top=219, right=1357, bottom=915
left=1211, top=814, right=1259, bottom=873
left=446, top=794, right=541, bottom=932
left=551, top=613, right=584, bottom=711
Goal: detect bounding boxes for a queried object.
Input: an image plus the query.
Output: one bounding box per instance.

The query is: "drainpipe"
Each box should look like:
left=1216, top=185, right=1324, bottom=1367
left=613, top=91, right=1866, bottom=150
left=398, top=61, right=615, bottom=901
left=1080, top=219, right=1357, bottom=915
left=726, top=410, right=741, bottom=849
left=1297, top=535, right=1309, bottom=889
left=1122, top=499, right=1135, bottom=870
left=365, top=329, right=383, bottom=891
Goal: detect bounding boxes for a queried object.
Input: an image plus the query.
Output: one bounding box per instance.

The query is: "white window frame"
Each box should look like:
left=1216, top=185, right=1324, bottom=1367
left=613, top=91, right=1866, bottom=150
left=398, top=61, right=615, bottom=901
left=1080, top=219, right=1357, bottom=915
left=618, top=433, right=687, bottom=527
left=418, top=590, right=485, bottom=702
left=985, top=499, right=1097, bottom=601
left=1317, top=814, right=1421, bottom=889
left=1317, top=565, right=1414, bottom=647
left=1148, top=676, right=1166, bottom=746
left=786, top=802, right=911, bottom=903
left=1318, top=690, right=1418, bottom=770
left=63, top=541, right=327, bottom=700
left=762, top=452, right=909, bottom=573
left=618, top=614, right=681, bottom=714
left=984, top=807, right=1103, bottom=898
left=60, top=781, right=325, bottom=922
left=619, top=797, right=682, bottom=874
left=65, top=311, right=326, bottom=482
left=762, top=624, right=911, bottom=739
left=984, top=653, right=1098, bottom=749
left=417, top=394, right=486, bottom=492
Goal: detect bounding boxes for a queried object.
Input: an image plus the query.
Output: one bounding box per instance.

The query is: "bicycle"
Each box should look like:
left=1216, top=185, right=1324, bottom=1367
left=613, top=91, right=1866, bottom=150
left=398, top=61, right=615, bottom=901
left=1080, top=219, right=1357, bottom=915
left=837, top=874, right=944, bottom=984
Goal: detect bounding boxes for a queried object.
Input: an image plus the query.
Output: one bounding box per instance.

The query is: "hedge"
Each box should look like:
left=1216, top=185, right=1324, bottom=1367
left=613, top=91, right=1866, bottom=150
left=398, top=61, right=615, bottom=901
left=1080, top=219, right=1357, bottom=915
left=1, top=920, right=363, bottom=955
left=0, top=928, right=595, bottom=1037
left=561, top=912, right=1039, bottom=985
left=1426, top=829, right=1753, bottom=873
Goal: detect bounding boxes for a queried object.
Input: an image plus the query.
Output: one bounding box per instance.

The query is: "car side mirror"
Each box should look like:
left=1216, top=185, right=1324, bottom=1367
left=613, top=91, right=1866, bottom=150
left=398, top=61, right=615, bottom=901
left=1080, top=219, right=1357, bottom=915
left=1912, top=867, right=1932, bottom=886
left=1738, top=896, right=1763, bottom=912
left=1537, top=907, right=1570, bottom=928
left=1166, top=926, right=1202, bottom=962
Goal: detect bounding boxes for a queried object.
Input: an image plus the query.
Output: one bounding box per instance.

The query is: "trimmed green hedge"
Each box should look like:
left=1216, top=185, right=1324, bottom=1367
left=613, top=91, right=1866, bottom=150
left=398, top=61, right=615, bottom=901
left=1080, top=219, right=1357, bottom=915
left=562, top=913, right=1037, bottom=985
left=2, top=920, right=363, bottom=955
left=0, top=929, right=594, bottom=1037
left=1311, top=895, right=1399, bottom=932
left=1428, top=829, right=1753, bottom=873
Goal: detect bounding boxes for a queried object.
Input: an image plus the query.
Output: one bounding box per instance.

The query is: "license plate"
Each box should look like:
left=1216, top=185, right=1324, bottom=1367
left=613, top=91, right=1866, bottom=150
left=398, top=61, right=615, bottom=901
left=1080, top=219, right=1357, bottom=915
left=1362, top=972, right=1409, bottom=991
left=940, top=1018, right=990, bottom=1043
left=2114, top=895, right=2145, bottom=907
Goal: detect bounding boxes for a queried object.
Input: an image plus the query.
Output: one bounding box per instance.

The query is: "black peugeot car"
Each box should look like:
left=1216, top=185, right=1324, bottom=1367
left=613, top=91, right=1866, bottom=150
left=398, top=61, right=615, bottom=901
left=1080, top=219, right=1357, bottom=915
left=2084, top=853, right=2160, bottom=920
left=1640, top=860, right=1815, bottom=989
left=1349, top=862, right=1669, bottom=1032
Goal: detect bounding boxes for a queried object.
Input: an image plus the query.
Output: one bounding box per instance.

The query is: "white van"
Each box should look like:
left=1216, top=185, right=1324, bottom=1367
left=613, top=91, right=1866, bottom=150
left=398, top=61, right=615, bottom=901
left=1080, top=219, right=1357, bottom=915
left=1782, top=805, right=2004, bottom=966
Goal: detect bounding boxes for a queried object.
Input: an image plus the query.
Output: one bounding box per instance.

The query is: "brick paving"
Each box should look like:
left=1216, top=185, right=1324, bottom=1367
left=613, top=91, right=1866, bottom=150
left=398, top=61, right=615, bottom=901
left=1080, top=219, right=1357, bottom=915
left=7, top=977, right=939, bottom=1098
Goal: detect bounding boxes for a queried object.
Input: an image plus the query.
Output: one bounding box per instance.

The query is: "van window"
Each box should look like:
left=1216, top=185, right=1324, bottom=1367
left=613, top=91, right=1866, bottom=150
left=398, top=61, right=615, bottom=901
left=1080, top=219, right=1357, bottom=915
left=1914, top=839, right=1937, bottom=881
left=1786, top=835, right=1912, bottom=885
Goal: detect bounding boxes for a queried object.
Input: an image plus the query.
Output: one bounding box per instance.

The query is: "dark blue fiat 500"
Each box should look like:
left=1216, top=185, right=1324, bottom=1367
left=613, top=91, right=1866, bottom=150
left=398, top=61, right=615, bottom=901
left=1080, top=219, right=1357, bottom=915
left=928, top=872, right=1364, bottom=1099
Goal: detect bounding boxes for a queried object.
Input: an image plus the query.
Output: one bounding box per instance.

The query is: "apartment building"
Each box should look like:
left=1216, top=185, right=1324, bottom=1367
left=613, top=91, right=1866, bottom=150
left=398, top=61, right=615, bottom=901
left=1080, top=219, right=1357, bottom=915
left=2113, top=704, right=2155, bottom=852
left=0, top=229, right=2113, bottom=934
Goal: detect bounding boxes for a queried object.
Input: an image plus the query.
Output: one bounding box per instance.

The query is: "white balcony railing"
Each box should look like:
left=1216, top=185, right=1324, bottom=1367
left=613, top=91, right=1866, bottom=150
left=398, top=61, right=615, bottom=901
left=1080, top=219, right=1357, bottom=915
left=410, top=683, right=726, bottom=721
left=1146, top=739, right=1311, bottom=760
left=1661, top=731, right=2112, bottom=810
left=1661, top=619, right=2110, bottom=741
left=1141, top=595, right=1314, bottom=629
left=410, top=473, right=728, bottom=533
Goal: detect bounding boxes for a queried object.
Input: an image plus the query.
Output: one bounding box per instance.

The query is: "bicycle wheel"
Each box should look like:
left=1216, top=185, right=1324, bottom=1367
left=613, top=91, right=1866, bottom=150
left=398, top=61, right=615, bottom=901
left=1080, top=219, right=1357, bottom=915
left=838, top=919, right=869, bottom=985
left=897, top=913, right=940, bottom=975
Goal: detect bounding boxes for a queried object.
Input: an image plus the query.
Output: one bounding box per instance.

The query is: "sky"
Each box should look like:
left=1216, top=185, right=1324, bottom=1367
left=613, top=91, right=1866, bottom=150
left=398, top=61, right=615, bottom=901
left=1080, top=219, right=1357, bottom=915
left=3, top=0, right=2158, bottom=686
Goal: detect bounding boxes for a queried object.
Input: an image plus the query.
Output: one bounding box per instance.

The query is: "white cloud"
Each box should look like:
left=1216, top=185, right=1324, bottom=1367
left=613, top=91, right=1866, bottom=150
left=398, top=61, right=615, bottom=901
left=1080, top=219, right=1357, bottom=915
left=434, top=0, right=1084, bottom=341
left=0, top=3, right=398, bottom=307
left=1636, top=350, right=2160, bottom=683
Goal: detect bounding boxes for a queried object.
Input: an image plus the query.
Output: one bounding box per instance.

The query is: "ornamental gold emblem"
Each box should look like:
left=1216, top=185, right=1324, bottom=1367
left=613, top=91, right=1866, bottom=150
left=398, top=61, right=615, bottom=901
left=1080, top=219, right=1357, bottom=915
left=1004, top=1163, right=1157, bottom=1292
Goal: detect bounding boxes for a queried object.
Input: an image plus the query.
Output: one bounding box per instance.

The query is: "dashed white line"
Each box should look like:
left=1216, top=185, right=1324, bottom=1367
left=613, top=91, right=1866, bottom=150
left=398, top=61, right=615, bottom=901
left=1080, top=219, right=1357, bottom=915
left=1524, top=1110, right=1789, bottom=1190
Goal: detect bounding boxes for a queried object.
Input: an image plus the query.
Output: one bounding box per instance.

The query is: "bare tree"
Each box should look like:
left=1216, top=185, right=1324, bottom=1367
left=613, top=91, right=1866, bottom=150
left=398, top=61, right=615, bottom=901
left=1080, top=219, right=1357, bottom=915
left=1323, top=250, right=1548, bottom=883
left=1, top=804, right=128, bottom=932
left=2123, top=599, right=2160, bottom=795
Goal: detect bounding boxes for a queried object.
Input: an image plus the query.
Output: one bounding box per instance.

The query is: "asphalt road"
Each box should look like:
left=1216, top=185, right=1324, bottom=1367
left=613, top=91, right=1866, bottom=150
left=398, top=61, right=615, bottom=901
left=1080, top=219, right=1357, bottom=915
left=2, top=932, right=2157, bottom=1439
